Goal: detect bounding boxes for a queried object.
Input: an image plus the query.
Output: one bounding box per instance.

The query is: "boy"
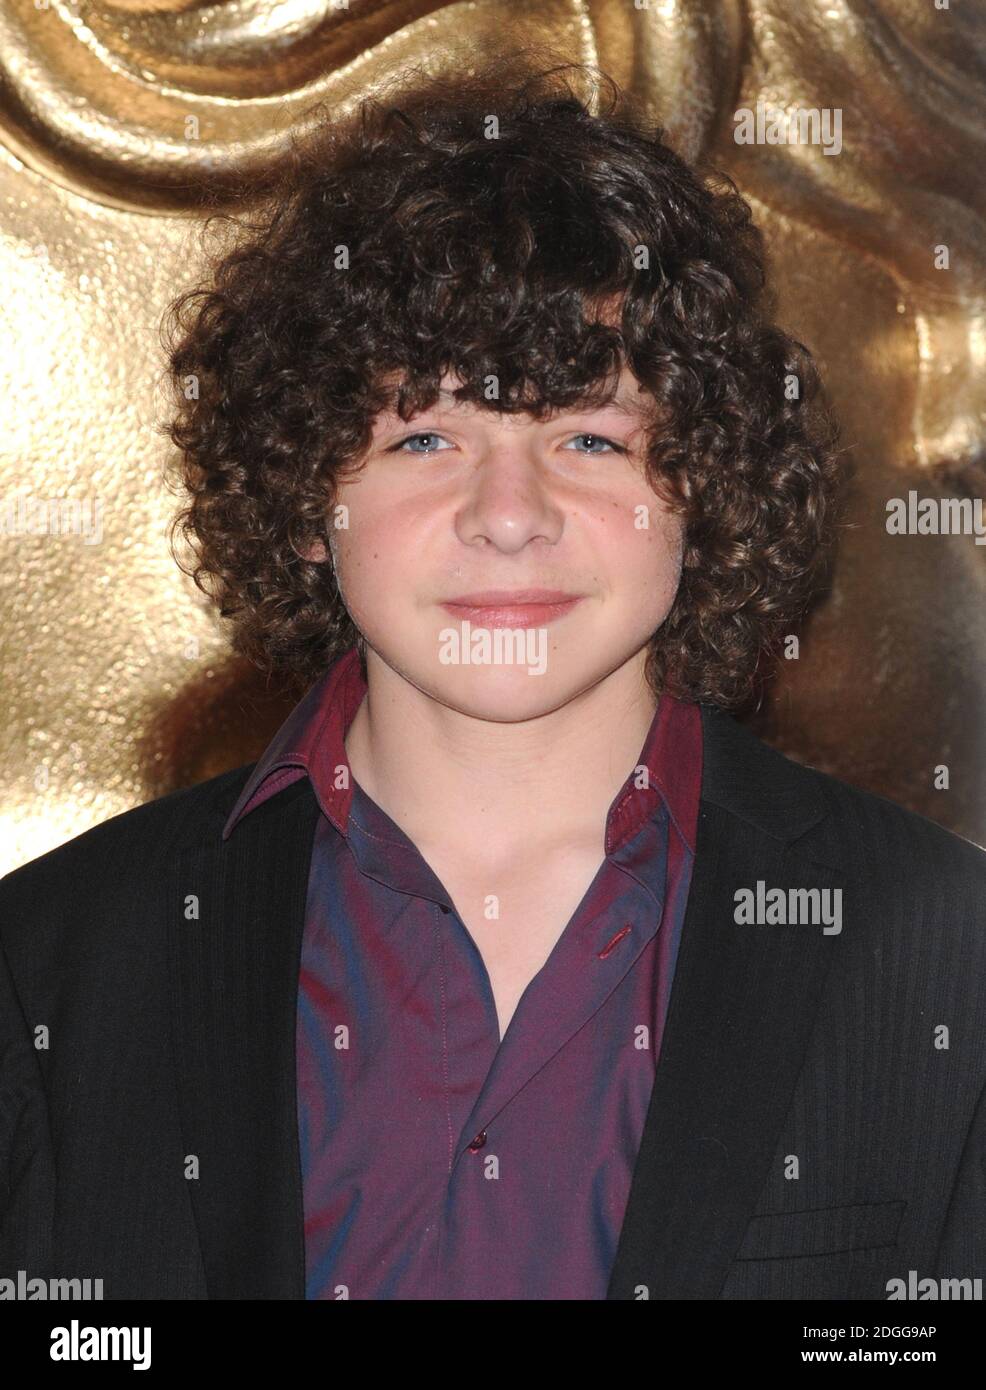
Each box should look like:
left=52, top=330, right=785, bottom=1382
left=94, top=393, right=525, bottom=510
left=2, top=61, right=985, bottom=1301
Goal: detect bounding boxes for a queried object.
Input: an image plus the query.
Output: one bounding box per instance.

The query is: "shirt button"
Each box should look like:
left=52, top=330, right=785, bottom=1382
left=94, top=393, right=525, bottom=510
left=439, top=904, right=451, bottom=914
left=468, top=1131, right=487, bottom=1152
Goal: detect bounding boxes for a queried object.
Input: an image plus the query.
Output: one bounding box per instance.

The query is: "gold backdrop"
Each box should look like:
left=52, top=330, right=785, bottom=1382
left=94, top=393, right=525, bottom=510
left=2, top=0, right=985, bottom=873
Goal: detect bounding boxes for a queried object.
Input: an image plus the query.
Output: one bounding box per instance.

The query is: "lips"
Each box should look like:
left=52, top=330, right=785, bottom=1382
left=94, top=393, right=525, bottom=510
left=440, top=589, right=584, bottom=629
left=445, top=589, right=578, bottom=605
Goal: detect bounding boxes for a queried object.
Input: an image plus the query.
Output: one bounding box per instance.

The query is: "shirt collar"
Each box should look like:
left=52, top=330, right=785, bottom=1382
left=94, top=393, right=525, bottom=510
left=222, top=645, right=702, bottom=856
left=222, top=646, right=367, bottom=842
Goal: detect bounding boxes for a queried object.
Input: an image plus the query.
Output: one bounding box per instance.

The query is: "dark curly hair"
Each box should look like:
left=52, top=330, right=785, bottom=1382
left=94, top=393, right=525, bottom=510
left=158, top=54, right=848, bottom=710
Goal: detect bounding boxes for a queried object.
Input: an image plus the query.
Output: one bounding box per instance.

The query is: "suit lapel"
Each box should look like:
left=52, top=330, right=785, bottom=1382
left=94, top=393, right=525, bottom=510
left=168, top=775, right=320, bottom=1299
left=606, top=705, right=846, bottom=1299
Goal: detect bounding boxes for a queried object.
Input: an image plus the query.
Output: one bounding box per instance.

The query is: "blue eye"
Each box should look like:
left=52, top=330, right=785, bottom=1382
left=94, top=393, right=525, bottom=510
left=387, top=430, right=626, bottom=456
left=389, top=431, right=454, bottom=454
left=564, top=433, right=626, bottom=455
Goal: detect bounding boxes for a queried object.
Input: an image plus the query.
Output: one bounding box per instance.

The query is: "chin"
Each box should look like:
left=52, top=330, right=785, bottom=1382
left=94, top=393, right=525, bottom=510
left=429, top=679, right=577, bottom=723
left=416, top=656, right=605, bottom=720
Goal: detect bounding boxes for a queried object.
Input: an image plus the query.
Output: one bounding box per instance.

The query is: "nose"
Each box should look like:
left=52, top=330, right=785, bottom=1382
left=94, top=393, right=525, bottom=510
left=454, top=442, right=566, bottom=554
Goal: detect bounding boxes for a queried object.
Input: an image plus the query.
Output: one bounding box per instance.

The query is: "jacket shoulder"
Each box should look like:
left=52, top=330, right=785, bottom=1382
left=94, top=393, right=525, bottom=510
left=703, top=704, right=986, bottom=883
left=700, top=703, right=986, bottom=878
left=0, top=762, right=255, bottom=915
left=795, top=744, right=986, bottom=887
left=814, top=758, right=986, bottom=869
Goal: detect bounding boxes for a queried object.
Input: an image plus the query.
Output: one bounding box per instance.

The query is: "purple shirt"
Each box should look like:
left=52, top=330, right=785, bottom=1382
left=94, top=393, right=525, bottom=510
left=223, top=647, right=703, bottom=1299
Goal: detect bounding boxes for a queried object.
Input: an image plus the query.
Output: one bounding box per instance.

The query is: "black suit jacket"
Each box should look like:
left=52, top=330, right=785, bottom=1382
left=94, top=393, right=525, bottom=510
left=2, top=703, right=986, bottom=1300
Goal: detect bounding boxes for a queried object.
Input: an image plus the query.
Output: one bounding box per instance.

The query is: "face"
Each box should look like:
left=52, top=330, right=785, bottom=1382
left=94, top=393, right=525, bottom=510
left=310, top=365, right=685, bottom=720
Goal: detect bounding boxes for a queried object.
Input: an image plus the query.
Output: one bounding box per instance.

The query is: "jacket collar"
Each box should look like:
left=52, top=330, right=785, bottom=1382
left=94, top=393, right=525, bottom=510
left=168, top=700, right=842, bottom=1298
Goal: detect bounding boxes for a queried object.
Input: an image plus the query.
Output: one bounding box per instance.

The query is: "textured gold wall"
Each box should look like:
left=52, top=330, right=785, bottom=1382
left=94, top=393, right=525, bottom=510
left=2, top=0, right=985, bottom=873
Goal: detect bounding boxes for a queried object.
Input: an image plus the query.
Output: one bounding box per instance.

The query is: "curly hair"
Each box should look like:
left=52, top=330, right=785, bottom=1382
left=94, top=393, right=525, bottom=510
left=158, top=54, right=848, bottom=710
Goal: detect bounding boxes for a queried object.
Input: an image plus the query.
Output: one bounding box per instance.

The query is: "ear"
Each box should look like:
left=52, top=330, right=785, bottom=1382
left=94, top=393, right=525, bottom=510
left=301, top=538, right=328, bottom=562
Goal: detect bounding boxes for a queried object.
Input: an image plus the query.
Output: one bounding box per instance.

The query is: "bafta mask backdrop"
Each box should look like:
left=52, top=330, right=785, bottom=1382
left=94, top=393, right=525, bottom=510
left=2, top=0, right=984, bottom=872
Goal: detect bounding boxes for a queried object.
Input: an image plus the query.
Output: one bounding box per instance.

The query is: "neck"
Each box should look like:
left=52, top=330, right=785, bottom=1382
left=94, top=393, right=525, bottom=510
left=343, top=649, right=659, bottom=861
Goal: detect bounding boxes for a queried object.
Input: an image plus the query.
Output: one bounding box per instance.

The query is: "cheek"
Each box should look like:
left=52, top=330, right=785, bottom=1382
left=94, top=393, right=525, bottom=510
left=331, top=494, right=412, bottom=612
left=597, top=498, right=684, bottom=588
left=651, top=515, right=686, bottom=598
left=613, top=539, right=682, bottom=640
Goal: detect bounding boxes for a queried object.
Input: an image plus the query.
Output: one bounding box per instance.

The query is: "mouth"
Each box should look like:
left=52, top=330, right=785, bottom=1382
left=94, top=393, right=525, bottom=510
left=440, top=589, right=585, bottom=629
